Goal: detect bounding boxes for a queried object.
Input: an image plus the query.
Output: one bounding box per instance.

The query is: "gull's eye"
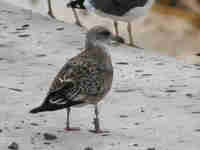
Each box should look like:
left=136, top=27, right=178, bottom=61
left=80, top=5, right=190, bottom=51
left=100, top=30, right=111, bottom=36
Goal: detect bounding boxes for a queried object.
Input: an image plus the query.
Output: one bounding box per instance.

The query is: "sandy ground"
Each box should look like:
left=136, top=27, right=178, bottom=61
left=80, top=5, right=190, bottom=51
left=1, top=1, right=200, bottom=150
left=5, top=0, right=200, bottom=64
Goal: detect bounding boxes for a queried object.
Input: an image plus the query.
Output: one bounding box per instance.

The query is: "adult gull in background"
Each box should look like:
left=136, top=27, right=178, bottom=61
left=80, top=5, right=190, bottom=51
left=67, top=0, right=155, bottom=47
left=30, top=26, right=114, bottom=133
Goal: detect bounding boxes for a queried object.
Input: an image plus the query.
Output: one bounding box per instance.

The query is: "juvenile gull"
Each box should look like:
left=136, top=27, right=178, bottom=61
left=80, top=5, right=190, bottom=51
left=30, top=26, right=114, bottom=133
left=67, top=0, right=155, bottom=47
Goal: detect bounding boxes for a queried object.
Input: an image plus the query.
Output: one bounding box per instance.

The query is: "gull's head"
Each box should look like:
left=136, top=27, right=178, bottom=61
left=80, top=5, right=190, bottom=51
left=86, top=26, right=116, bottom=46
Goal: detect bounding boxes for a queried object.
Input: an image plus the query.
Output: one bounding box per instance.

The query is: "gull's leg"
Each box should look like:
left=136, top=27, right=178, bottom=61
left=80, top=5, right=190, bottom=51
left=89, top=104, right=109, bottom=134
left=71, top=7, right=82, bottom=27
left=66, top=107, right=70, bottom=129
left=47, top=0, right=56, bottom=19
left=65, top=107, right=80, bottom=131
left=127, top=22, right=142, bottom=48
left=94, top=104, right=100, bottom=133
left=113, top=21, right=125, bottom=44
left=113, top=21, right=119, bottom=36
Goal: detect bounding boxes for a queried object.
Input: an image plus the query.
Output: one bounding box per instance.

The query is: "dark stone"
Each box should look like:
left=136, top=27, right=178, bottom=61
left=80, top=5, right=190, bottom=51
left=44, top=142, right=51, bottom=145
left=22, top=24, right=30, bottom=28
left=192, top=112, right=200, bottom=114
left=30, top=123, right=39, bottom=126
left=15, top=126, right=22, bottom=130
left=18, top=34, right=30, bottom=38
left=84, top=147, right=93, bottom=150
left=165, top=89, right=176, bottom=93
left=116, top=62, right=128, bottom=65
left=0, top=57, right=4, bottom=61
left=56, top=27, right=64, bottom=31
left=195, top=129, right=200, bottom=132
left=119, top=115, right=128, bottom=118
left=43, top=133, right=57, bottom=140
left=8, top=142, right=19, bottom=150
left=147, top=148, right=156, bottom=150
left=134, top=122, right=140, bottom=126
left=141, top=74, right=152, bottom=77
left=8, top=88, right=23, bottom=92
left=186, top=93, right=193, bottom=98
left=35, top=54, right=47, bottom=57
left=135, top=70, right=144, bottom=72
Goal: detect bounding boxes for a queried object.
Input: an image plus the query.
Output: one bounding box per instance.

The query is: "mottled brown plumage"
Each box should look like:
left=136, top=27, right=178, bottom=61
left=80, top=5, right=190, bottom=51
left=30, top=26, right=114, bottom=133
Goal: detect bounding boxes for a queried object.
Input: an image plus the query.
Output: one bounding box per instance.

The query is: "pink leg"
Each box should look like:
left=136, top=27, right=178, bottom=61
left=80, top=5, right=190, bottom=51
left=127, top=22, right=142, bottom=49
left=65, top=107, right=80, bottom=131
left=89, top=105, right=110, bottom=134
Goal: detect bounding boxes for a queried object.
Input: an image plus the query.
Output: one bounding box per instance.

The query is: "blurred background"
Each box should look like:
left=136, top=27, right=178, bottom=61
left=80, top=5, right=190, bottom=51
left=4, top=0, right=200, bottom=64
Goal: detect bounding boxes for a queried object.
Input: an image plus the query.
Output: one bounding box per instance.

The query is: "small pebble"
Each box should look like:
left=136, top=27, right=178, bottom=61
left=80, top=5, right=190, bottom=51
left=22, top=24, right=30, bottom=28
left=140, top=108, right=145, bottom=112
left=0, top=129, right=2, bottom=133
left=192, top=111, right=200, bottom=114
left=15, top=126, right=22, bottom=130
left=3, top=26, right=8, bottom=29
left=16, top=28, right=25, bottom=31
left=18, top=34, right=30, bottom=38
left=141, top=74, right=152, bottom=77
left=56, top=27, right=64, bottom=31
left=129, top=143, right=139, bottom=147
left=186, top=93, right=193, bottom=98
left=0, top=44, right=8, bottom=47
left=135, top=70, right=143, bottom=72
left=44, top=142, right=51, bottom=145
left=30, top=123, right=39, bottom=126
left=116, top=62, right=128, bottom=65
left=134, top=122, right=140, bottom=126
left=156, top=62, right=164, bottom=65
left=165, top=89, right=176, bottom=93
left=84, top=147, right=93, bottom=150
left=195, top=129, right=200, bottom=132
left=35, top=54, right=47, bottom=57
left=43, top=133, right=57, bottom=140
left=194, top=64, right=200, bottom=67
left=119, top=115, right=128, bottom=118
left=8, top=88, right=23, bottom=92
left=8, top=142, right=19, bottom=150
left=147, top=148, right=156, bottom=150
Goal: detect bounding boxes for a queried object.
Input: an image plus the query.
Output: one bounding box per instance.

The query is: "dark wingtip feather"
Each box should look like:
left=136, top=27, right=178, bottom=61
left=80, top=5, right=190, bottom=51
left=29, top=106, right=45, bottom=114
